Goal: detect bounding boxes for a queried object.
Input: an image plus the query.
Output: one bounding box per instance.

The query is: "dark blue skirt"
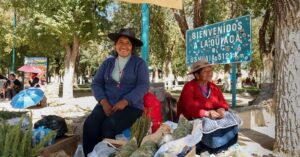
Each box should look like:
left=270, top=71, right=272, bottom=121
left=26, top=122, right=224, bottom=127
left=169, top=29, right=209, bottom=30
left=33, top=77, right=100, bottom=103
left=196, top=126, right=238, bottom=154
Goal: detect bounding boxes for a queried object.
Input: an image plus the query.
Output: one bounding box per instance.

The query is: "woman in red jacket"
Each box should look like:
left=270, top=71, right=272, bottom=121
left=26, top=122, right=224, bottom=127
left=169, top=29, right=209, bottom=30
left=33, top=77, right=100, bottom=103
left=177, top=59, right=239, bottom=154
left=177, top=59, right=228, bottom=120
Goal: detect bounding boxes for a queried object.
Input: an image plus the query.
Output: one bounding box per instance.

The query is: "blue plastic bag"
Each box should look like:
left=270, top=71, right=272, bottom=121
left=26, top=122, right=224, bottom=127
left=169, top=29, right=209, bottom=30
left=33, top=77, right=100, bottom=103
left=32, top=126, right=55, bottom=146
left=122, top=128, right=131, bottom=139
left=115, top=128, right=131, bottom=141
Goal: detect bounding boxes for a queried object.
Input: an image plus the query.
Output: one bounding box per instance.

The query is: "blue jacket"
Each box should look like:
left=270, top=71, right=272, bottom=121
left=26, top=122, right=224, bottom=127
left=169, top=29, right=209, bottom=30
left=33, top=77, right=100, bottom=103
left=92, top=54, right=150, bottom=110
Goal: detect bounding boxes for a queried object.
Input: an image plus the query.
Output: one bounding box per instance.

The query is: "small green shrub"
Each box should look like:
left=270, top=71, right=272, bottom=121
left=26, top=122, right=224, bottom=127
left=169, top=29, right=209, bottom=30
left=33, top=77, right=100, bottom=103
left=0, top=116, right=56, bottom=157
left=131, top=114, right=151, bottom=147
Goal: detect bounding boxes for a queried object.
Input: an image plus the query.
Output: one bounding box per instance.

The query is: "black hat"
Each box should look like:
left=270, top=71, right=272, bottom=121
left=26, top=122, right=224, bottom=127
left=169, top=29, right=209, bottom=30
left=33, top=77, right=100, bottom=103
left=108, top=28, right=143, bottom=47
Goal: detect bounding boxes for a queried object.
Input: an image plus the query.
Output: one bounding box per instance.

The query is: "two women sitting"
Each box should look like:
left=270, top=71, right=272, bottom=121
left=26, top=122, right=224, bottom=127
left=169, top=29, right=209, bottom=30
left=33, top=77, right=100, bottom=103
left=82, top=27, right=238, bottom=156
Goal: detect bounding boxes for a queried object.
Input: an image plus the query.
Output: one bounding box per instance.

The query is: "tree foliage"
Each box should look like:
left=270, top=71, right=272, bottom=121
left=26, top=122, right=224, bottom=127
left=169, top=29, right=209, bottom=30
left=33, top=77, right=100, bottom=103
left=0, top=0, right=274, bottom=87
left=3, top=0, right=110, bottom=42
left=1, top=0, right=111, bottom=98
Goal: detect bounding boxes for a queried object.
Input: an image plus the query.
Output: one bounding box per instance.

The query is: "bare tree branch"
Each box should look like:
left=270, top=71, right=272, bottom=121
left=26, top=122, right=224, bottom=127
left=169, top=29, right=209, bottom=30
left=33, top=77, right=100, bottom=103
left=173, top=8, right=189, bottom=39
left=193, top=0, right=205, bottom=28
left=259, top=8, right=271, bottom=58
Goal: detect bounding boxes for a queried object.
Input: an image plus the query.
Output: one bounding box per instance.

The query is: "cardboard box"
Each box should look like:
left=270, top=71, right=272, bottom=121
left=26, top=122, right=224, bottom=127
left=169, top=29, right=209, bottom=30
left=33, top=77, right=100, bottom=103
left=40, top=135, right=79, bottom=157
left=103, top=138, right=196, bottom=157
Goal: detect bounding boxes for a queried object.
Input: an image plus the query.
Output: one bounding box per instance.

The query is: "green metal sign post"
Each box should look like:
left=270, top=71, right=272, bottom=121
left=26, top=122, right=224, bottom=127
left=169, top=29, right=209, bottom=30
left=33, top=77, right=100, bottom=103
left=12, top=10, right=16, bottom=73
left=141, top=3, right=149, bottom=65
left=232, top=63, right=237, bottom=108
left=186, top=15, right=252, bottom=108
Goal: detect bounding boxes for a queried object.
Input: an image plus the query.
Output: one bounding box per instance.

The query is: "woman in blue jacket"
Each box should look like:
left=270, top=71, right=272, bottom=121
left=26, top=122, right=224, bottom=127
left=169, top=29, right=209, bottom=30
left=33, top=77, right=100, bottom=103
left=82, top=28, right=150, bottom=156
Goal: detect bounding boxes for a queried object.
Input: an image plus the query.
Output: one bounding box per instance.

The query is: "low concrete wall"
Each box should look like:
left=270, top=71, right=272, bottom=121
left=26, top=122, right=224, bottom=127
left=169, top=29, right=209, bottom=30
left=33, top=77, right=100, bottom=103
left=235, top=106, right=274, bottom=129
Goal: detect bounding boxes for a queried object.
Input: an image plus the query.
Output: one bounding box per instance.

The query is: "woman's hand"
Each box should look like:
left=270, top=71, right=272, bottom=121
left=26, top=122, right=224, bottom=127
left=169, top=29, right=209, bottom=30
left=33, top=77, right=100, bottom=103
left=209, top=110, right=221, bottom=119
left=216, top=108, right=225, bottom=119
left=112, top=99, right=128, bottom=113
left=100, top=99, right=112, bottom=116
left=206, top=109, right=225, bottom=119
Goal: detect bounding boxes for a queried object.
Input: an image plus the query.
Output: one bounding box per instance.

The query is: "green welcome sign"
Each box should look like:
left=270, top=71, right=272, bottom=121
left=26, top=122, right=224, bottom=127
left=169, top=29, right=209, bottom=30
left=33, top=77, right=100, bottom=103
left=186, top=15, right=252, bottom=66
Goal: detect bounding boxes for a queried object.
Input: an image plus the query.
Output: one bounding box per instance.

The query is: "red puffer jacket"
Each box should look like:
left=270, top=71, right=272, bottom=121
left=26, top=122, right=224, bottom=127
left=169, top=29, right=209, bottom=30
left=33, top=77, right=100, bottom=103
left=144, top=92, right=163, bottom=133
left=177, top=79, right=228, bottom=119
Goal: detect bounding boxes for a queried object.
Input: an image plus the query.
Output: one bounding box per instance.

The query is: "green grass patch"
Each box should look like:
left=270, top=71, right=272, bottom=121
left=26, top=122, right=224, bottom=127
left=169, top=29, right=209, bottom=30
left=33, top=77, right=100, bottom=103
left=58, top=84, right=92, bottom=98
left=0, top=111, right=27, bottom=120
left=222, top=86, right=261, bottom=96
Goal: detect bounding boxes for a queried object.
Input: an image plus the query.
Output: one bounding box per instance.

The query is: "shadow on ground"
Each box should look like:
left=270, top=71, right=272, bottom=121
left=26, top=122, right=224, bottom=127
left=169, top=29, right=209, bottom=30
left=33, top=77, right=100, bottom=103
left=240, top=128, right=275, bottom=151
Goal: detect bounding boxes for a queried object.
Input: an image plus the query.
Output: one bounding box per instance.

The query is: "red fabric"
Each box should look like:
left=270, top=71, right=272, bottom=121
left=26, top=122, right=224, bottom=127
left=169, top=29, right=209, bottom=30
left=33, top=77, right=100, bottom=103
left=177, top=79, right=228, bottom=119
left=144, top=92, right=163, bottom=133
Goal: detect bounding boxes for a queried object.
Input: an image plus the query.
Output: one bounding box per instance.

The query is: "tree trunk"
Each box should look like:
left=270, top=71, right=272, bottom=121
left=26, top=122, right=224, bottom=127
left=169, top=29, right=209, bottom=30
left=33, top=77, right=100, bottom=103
left=223, top=71, right=231, bottom=92
left=274, top=0, right=300, bottom=156
left=167, top=62, right=174, bottom=90
left=193, top=0, right=205, bottom=28
left=79, top=75, right=83, bottom=85
left=229, top=0, right=238, bottom=18
left=174, top=75, right=178, bottom=87
left=154, top=67, right=160, bottom=82
left=62, top=35, right=80, bottom=99
left=250, top=6, right=275, bottom=106
left=174, top=0, right=206, bottom=39
left=224, top=64, right=230, bottom=73
left=163, top=61, right=174, bottom=90
left=53, top=74, right=60, bottom=84
left=73, top=53, right=81, bottom=89
left=87, top=66, right=91, bottom=84
left=73, top=73, right=79, bottom=89
left=250, top=52, right=274, bottom=105
left=54, top=57, right=62, bottom=83
left=261, top=53, right=274, bottom=84
left=223, top=64, right=231, bottom=91
left=173, top=8, right=189, bottom=39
